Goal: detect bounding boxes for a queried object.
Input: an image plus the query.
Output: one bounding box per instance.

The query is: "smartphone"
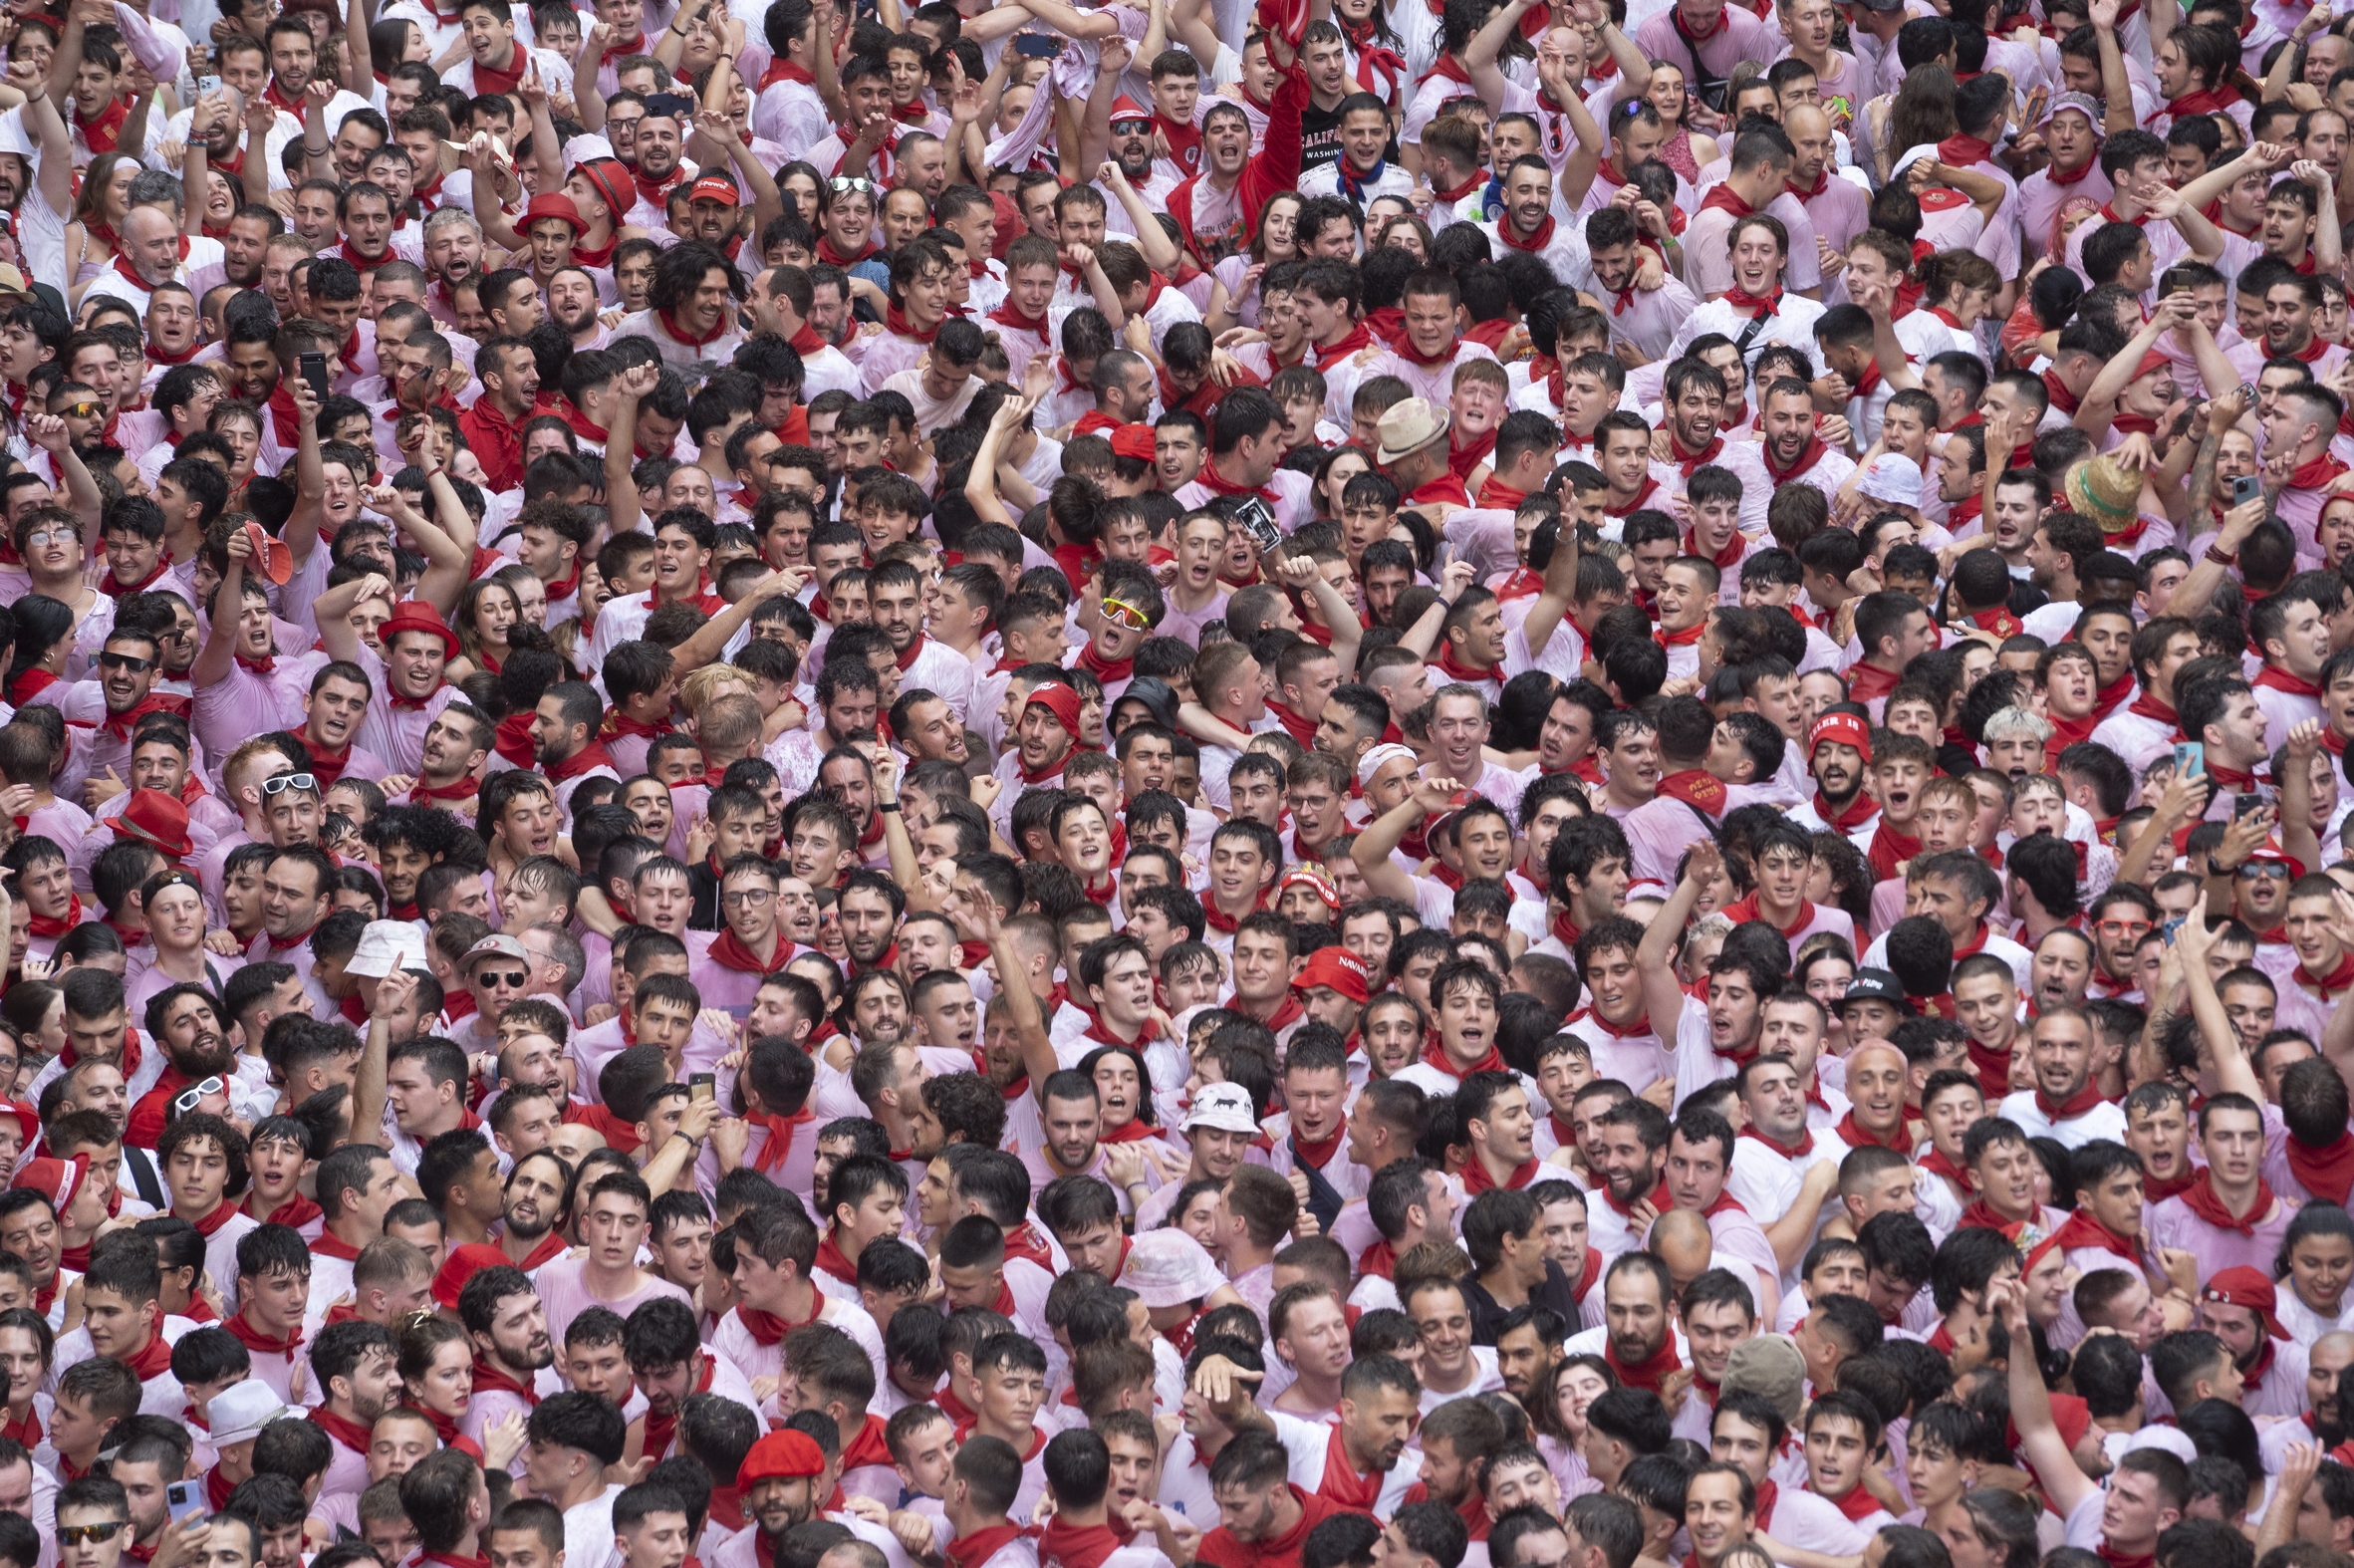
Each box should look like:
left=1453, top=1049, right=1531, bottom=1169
left=2235, top=792, right=2266, bottom=819
left=1012, top=33, right=1061, bottom=57
left=2174, top=740, right=2205, bottom=781
left=194, top=74, right=218, bottom=98
left=298, top=350, right=329, bottom=402
left=166, top=1481, right=205, bottom=1525
left=2230, top=474, right=2262, bottom=507
left=1232, top=495, right=1282, bottom=555
left=690, top=1073, right=714, bottom=1103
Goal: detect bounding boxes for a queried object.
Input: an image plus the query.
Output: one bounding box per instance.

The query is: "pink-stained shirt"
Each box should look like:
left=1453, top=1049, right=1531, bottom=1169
left=531, top=1254, right=691, bottom=1350
left=2252, top=673, right=2324, bottom=752
left=2148, top=1183, right=2297, bottom=1275
left=1172, top=468, right=1316, bottom=533
left=347, top=644, right=458, bottom=777
left=192, top=658, right=317, bottom=769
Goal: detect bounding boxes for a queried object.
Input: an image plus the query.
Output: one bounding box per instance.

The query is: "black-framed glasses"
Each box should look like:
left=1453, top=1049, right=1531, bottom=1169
left=261, top=773, right=318, bottom=797
left=59, top=1525, right=126, bottom=1546
left=475, top=969, right=528, bottom=988
left=97, top=652, right=152, bottom=673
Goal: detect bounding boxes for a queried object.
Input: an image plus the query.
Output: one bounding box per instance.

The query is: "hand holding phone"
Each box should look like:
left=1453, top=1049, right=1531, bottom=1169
left=298, top=350, right=329, bottom=401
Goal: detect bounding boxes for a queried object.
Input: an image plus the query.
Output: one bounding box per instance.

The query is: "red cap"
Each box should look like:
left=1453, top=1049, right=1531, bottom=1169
left=382, top=601, right=459, bottom=659
left=2203, top=1266, right=2289, bottom=1339
left=0, top=1103, right=37, bottom=1148
left=2133, top=349, right=2173, bottom=381
left=243, top=520, right=293, bottom=586
left=431, top=1241, right=514, bottom=1310
left=10, top=1153, right=86, bottom=1213
left=1109, top=96, right=1152, bottom=125
left=2249, top=835, right=2308, bottom=879
left=1294, top=945, right=1371, bottom=1004
left=1808, top=710, right=1873, bottom=763
left=1278, top=865, right=1340, bottom=913
left=1024, top=682, right=1083, bottom=737
left=689, top=174, right=741, bottom=206
left=522, top=192, right=584, bottom=232
left=118, top=789, right=192, bottom=859
left=738, top=1431, right=826, bottom=1487
left=1110, top=422, right=1156, bottom=461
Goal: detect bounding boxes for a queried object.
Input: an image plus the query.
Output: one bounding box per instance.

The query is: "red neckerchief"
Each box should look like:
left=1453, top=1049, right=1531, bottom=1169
left=1076, top=640, right=1133, bottom=686
left=884, top=303, right=938, bottom=345
left=1722, top=284, right=1783, bottom=319
left=2257, top=663, right=2324, bottom=698
left=26, top=894, right=83, bottom=939
left=1719, top=892, right=1814, bottom=941
left=470, top=1352, right=544, bottom=1407
left=1656, top=768, right=1727, bottom=818
left=2179, top=1170, right=2274, bottom=1235
left=1314, top=322, right=1374, bottom=371
left=640, top=1353, right=715, bottom=1458
left=1763, top=434, right=1829, bottom=481
left=223, top=1309, right=303, bottom=1358
left=264, top=1191, right=323, bottom=1230
left=984, top=297, right=1050, bottom=345
left=2047, top=1206, right=2139, bottom=1262
left=707, top=922, right=794, bottom=975
left=657, top=306, right=730, bottom=349
left=1811, top=788, right=1876, bottom=832
left=814, top=1228, right=859, bottom=1285
left=310, top=1229, right=364, bottom=1261
left=1460, top=1150, right=1540, bottom=1195
left=1496, top=213, right=1557, bottom=253
left=1605, top=475, right=1663, bottom=518
left=1603, top=1334, right=1684, bottom=1393
left=1834, top=1109, right=1909, bottom=1153
left=814, top=232, right=877, bottom=267
left=1920, top=1144, right=1970, bottom=1193
left=2288, top=452, right=2350, bottom=491
left=2129, top=691, right=2179, bottom=726
left=1672, top=436, right=1728, bottom=482
left=102, top=693, right=183, bottom=741
left=944, top=1526, right=1036, bottom=1568
left=75, top=96, right=129, bottom=152
left=121, top=1327, right=174, bottom=1380
left=2288, top=1129, right=2354, bottom=1205
left=2043, top=369, right=2082, bottom=415
left=1969, top=604, right=2021, bottom=638
left=1391, top=331, right=1461, bottom=369
left=2031, top=1071, right=2106, bottom=1122
left=1957, top=1200, right=2030, bottom=1242
left=0, top=1406, right=38, bottom=1452
left=308, top=1405, right=373, bottom=1453
left=1866, top=817, right=1920, bottom=882
left=1433, top=640, right=1496, bottom=686
left=1420, top=1033, right=1504, bottom=1079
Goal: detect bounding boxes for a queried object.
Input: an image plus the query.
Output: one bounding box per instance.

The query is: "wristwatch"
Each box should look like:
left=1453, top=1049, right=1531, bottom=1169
left=2206, top=856, right=2239, bottom=877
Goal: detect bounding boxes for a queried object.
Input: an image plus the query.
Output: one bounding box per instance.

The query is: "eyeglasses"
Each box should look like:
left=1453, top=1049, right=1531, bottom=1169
left=261, top=772, right=318, bottom=797
left=59, top=1525, right=126, bottom=1547
left=721, top=888, right=775, bottom=908
left=20, top=527, right=75, bottom=548
left=1101, top=596, right=1152, bottom=631
left=2238, top=862, right=2294, bottom=881
left=2095, top=918, right=2152, bottom=937
left=476, top=969, right=529, bottom=989
left=49, top=401, right=100, bottom=420
left=97, top=652, right=153, bottom=673
left=829, top=176, right=877, bottom=195
left=170, top=1075, right=227, bottom=1117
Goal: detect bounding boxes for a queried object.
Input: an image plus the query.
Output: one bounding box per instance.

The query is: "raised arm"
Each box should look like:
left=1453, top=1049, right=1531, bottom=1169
left=1352, top=777, right=1458, bottom=903
left=342, top=0, right=376, bottom=96
left=963, top=884, right=1060, bottom=1101
left=605, top=362, right=658, bottom=537
left=312, top=571, right=392, bottom=665
left=1996, top=1275, right=2102, bottom=1521
left=191, top=529, right=256, bottom=688
left=669, top=567, right=807, bottom=670
left=965, top=396, right=1030, bottom=528
left=2089, top=0, right=2139, bottom=133
left=1519, top=507, right=1583, bottom=658
left=2076, top=303, right=2178, bottom=432
left=22, top=80, right=71, bottom=219
left=1466, top=0, right=1543, bottom=108
left=1636, top=838, right=1716, bottom=1046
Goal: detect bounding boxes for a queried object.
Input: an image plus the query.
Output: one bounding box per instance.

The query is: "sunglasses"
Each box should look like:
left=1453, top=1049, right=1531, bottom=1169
left=59, top=1526, right=126, bottom=1547
left=170, top=1075, right=227, bottom=1117
left=829, top=175, right=876, bottom=195
left=2238, top=862, right=2294, bottom=880
left=476, top=969, right=529, bottom=988
left=50, top=401, right=100, bottom=420
left=1101, top=596, right=1153, bottom=631
left=261, top=772, right=319, bottom=797
left=97, top=651, right=153, bottom=673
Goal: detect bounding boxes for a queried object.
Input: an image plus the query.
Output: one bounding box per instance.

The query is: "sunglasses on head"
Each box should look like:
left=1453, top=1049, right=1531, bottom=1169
left=261, top=772, right=319, bottom=797
left=170, top=1075, right=227, bottom=1117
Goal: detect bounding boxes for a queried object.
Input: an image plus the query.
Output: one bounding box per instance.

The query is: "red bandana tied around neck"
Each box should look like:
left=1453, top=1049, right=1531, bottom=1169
left=2289, top=1130, right=2354, bottom=1205
left=2034, top=1078, right=2106, bottom=1122
left=2179, top=1170, right=2274, bottom=1235
left=1604, top=1335, right=1684, bottom=1393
